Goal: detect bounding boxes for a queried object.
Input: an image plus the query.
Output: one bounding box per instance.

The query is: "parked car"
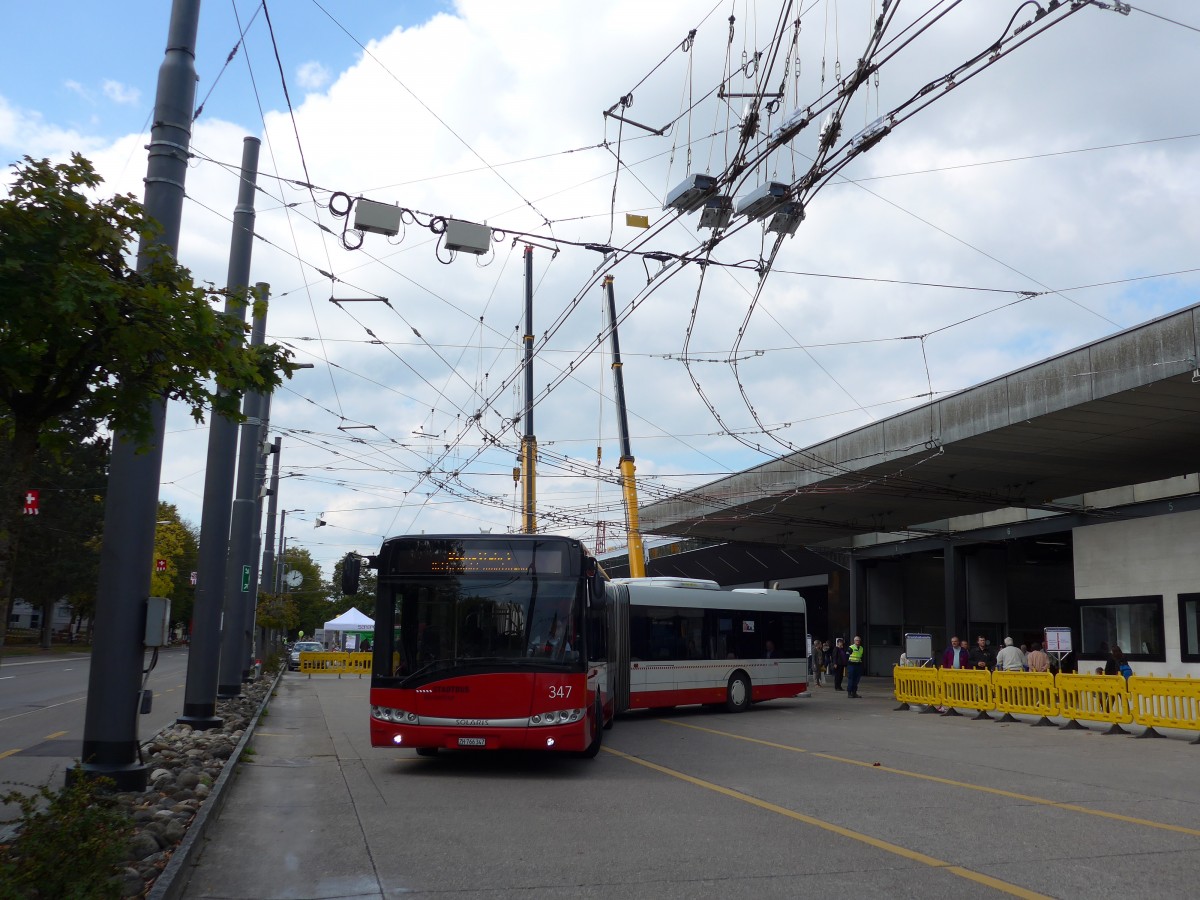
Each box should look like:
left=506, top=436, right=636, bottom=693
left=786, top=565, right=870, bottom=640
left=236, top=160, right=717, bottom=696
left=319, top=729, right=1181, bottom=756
left=289, top=641, right=324, bottom=671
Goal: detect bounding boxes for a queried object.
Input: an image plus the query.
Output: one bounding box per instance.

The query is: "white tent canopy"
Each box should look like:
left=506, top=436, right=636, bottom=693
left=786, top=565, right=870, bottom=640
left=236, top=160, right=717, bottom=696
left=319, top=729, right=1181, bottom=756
left=323, top=607, right=374, bottom=632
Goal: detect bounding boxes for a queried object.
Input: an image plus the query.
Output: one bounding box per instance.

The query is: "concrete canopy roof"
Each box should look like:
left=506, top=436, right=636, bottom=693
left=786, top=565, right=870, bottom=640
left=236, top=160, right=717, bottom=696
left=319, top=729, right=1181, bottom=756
left=639, top=304, right=1200, bottom=548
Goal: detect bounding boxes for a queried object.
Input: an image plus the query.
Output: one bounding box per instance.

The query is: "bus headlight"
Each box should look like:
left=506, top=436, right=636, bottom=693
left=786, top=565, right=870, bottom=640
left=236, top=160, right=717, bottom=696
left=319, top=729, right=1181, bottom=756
left=372, top=705, right=418, bottom=724
left=529, top=708, right=585, bottom=727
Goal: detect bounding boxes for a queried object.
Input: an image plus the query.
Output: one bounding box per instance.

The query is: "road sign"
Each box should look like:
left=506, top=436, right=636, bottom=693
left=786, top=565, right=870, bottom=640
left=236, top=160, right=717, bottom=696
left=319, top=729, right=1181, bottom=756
left=241, top=565, right=252, bottom=592
left=190, top=571, right=197, bottom=586
left=23, top=490, right=39, bottom=515
left=156, top=558, right=167, bottom=572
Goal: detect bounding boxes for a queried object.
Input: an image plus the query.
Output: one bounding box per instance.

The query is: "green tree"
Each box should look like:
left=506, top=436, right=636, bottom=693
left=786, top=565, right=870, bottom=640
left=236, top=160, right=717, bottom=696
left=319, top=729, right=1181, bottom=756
left=0, top=153, right=297, bottom=663
left=7, top=414, right=108, bottom=647
left=152, top=502, right=198, bottom=634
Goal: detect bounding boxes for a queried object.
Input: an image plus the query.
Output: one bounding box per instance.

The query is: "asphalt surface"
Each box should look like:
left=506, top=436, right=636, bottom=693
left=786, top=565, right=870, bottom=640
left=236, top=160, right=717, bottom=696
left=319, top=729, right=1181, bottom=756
left=166, top=672, right=1200, bottom=900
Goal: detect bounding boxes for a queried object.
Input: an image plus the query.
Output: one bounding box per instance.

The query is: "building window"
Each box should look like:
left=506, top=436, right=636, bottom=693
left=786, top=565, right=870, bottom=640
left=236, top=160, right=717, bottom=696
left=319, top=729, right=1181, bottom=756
left=1078, top=596, right=1164, bottom=660
left=1180, top=594, right=1200, bottom=663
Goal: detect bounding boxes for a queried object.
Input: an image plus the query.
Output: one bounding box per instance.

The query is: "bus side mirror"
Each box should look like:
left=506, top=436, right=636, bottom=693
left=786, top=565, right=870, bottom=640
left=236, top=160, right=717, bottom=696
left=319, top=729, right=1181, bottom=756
left=585, top=557, right=607, bottom=609
left=341, top=553, right=361, bottom=595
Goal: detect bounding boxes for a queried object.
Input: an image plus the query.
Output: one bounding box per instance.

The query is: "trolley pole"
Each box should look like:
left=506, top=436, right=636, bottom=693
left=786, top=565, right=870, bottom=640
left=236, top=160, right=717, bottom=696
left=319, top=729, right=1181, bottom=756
left=180, top=135, right=261, bottom=727
left=76, top=0, right=202, bottom=791
left=218, top=283, right=269, bottom=698
left=520, top=244, right=537, bottom=534
left=602, top=275, right=645, bottom=577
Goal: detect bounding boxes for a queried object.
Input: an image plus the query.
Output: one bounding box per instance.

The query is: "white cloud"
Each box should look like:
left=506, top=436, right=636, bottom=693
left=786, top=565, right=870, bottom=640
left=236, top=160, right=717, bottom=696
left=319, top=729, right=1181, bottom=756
left=0, top=95, right=105, bottom=158
left=102, top=79, right=140, bottom=106
left=296, top=61, right=331, bottom=92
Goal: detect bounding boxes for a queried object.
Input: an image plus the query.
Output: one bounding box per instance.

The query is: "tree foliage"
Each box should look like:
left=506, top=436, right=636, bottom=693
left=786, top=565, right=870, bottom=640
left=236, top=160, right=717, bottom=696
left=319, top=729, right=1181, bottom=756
left=0, top=153, right=297, bottom=661
left=7, top=414, right=107, bottom=646
left=152, top=502, right=198, bottom=631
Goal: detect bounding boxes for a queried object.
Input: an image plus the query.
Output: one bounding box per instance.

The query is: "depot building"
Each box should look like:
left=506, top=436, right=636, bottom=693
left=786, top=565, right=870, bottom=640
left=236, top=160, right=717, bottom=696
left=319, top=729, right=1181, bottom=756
left=602, top=302, right=1200, bottom=679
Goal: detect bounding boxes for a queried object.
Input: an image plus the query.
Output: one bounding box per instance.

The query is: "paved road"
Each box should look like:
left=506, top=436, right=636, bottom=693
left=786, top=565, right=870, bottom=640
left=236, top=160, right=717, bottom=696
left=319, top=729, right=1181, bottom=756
left=0, top=646, right=190, bottom=814
left=176, top=674, right=1200, bottom=899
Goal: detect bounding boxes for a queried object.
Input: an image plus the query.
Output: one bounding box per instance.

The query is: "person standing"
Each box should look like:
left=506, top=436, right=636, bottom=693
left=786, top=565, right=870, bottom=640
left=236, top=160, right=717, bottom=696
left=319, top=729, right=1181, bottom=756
left=968, top=635, right=996, bottom=672
left=846, top=635, right=865, bottom=698
left=941, top=636, right=969, bottom=670
left=995, top=637, right=1024, bottom=672
left=828, top=638, right=848, bottom=691
left=1105, top=645, right=1133, bottom=681
left=1026, top=642, right=1050, bottom=673
left=811, top=639, right=825, bottom=684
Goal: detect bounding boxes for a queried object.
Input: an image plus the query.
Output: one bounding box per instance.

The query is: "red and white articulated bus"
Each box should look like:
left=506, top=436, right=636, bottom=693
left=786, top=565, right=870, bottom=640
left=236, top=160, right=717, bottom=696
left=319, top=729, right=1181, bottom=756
left=357, top=534, right=613, bottom=758
left=345, top=537, right=807, bottom=758
left=605, top=578, right=809, bottom=714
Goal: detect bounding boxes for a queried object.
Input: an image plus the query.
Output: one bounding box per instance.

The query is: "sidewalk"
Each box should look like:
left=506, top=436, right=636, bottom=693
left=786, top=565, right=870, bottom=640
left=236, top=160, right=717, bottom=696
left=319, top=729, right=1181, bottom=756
left=162, top=672, right=375, bottom=900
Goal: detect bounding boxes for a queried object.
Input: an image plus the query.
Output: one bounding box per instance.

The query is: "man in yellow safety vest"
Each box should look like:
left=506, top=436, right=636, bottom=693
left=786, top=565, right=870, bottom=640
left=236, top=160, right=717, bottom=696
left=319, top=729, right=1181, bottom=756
left=846, top=635, right=865, bottom=698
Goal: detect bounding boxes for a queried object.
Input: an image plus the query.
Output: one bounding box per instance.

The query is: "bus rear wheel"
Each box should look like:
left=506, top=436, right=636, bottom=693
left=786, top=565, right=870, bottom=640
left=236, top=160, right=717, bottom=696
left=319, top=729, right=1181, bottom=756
left=726, top=672, right=751, bottom=712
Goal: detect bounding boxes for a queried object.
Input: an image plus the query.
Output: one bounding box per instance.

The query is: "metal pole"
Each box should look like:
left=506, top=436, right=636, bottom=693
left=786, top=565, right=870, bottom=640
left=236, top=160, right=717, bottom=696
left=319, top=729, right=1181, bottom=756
left=260, top=437, right=281, bottom=592
left=276, top=511, right=288, bottom=594
left=520, top=245, right=537, bottom=534
left=179, top=135, right=260, bottom=728
left=245, top=382, right=273, bottom=678
left=78, top=0, right=201, bottom=791
left=603, top=275, right=645, bottom=578
left=218, top=281, right=268, bottom=697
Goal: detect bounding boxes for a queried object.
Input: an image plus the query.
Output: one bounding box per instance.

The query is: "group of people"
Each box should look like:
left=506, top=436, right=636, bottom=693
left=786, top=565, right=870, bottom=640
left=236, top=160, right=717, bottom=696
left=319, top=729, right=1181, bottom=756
left=941, top=634, right=1052, bottom=672
left=811, top=635, right=866, bottom=698
left=941, top=634, right=1132, bottom=680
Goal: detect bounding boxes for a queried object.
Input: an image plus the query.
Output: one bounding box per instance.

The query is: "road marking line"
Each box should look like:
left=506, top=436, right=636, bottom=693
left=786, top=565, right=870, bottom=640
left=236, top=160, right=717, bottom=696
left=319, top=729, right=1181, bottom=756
left=0, top=749, right=20, bottom=760
left=43, top=731, right=68, bottom=740
left=0, top=695, right=86, bottom=723
left=662, top=719, right=1200, bottom=838
left=604, top=746, right=1049, bottom=899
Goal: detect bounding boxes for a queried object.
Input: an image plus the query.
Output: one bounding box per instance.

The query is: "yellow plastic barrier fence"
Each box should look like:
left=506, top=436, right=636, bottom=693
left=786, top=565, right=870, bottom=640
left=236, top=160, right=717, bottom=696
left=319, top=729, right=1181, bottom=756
left=1128, top=675, right=1200, bottom=741
left=1055, top=672, right=1132, bottom=734
left=345, top=652, right=373, bottom=677
left=893, top=665, right=941, bottom=712
left=299, top=651, right=350, bottom=677
left=992, top=671, right=1059, bottom=725
left=896, top=668, right=1200, bottom=742
left=939, top=668, right=995, bottom=719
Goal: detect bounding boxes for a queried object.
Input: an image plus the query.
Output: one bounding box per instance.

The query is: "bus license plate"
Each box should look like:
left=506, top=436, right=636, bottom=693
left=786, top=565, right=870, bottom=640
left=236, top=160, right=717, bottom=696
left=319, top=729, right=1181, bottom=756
left=457, top=737, right=486, bottom=747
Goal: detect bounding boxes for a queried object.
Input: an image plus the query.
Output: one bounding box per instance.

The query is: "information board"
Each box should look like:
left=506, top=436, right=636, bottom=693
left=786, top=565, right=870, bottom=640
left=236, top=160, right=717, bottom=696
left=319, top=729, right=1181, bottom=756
left=1044, top=627, right=1073, bottom=653
left=904, top=632, right=933, bottom=662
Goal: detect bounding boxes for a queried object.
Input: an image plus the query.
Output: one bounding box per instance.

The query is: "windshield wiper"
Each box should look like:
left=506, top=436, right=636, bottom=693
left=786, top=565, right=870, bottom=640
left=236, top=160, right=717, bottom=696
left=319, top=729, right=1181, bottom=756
left=405, top=657, right=459, bottom=680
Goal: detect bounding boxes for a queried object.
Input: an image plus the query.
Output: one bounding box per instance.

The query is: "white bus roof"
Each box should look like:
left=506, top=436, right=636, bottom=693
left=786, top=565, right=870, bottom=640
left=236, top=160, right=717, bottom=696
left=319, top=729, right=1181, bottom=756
left=620, top=581, right=805, bottom=613
left=608, top=576, right=721, bottom=590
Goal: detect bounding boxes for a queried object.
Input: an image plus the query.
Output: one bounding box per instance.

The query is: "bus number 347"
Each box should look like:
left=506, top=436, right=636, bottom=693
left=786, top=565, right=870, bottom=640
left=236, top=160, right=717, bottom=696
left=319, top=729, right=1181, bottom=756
left=549, top=685, right=572, bottom=699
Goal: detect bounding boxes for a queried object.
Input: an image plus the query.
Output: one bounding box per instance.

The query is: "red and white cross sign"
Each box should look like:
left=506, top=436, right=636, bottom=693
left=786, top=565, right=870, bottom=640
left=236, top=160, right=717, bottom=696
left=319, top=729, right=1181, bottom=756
left=23, top=490, right=39, bottom=515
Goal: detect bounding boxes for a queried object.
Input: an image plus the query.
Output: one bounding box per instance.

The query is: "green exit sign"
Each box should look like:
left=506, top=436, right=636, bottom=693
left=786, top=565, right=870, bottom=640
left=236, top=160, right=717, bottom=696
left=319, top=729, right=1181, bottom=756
left=241, top=565, right=251, bottom=592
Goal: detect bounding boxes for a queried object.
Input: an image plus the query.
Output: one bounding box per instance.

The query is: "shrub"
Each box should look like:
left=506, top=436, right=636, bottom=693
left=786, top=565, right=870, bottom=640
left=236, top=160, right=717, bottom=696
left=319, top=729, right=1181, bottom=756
left=0, top=775, right=133, bottom=899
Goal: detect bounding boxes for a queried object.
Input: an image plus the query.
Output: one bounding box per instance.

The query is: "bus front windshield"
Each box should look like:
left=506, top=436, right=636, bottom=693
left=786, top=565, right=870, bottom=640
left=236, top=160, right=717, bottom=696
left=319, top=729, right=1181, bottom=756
left=387, top=574, right=583, bottom=679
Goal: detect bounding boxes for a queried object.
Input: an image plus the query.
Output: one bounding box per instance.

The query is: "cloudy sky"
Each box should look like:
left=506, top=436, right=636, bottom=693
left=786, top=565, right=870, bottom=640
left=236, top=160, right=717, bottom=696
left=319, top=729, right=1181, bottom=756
left=3, top=1, right=1199, bottom=580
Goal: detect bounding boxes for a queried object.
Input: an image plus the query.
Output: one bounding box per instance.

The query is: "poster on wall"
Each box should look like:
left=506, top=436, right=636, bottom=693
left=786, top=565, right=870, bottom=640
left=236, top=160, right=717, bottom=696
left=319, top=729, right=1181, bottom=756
left=1044, top=627, right=1073, bottom=653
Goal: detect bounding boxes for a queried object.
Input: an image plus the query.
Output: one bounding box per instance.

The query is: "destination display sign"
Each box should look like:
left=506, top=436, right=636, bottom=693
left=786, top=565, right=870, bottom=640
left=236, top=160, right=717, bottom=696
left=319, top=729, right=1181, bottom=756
left=384, top=538, right=574, bottom=576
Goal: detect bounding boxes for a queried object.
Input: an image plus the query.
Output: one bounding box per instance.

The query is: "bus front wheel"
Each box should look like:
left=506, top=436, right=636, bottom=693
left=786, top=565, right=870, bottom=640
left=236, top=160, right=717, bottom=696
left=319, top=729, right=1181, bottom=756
left=726, top=672, right=751, bottom=712
left=581, top=701, right=603, bottom=759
